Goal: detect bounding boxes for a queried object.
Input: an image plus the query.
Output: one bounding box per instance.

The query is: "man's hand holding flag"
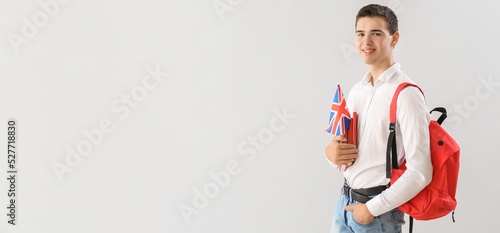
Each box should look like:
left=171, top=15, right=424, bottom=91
left=325, top=83, right=357, bottom=171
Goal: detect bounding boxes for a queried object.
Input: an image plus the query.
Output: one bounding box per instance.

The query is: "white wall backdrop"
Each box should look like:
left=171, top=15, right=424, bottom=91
left=0, top=0, right=498, bottom=232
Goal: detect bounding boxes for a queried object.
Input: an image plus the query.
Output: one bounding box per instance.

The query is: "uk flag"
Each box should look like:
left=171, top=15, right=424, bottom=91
left=325, top=84, right=351, bottom=136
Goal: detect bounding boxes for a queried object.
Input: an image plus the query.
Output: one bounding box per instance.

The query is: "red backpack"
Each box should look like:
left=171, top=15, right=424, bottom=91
left=387, top=83, right=460, bottom=232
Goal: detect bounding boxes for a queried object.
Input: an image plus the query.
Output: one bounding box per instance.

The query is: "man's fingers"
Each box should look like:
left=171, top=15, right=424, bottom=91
left=337, top=149, right=358, bottom=160
left=325, top=136, right=358, bottom=166
left=331, top=149, right=358, bottom=165
left=336, top=158, right=356, bottom=165
left=337, top=154, right=357, bottom=161
left=339, top=143, right=357, bottom=149
left=344, top=204, right=359, bottom=211
left=332, top=135, right=347, bottom=143
left=340, top=148, right=359, bottom=154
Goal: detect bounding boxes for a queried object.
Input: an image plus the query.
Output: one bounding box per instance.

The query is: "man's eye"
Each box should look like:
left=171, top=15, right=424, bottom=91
left=373, top=33, right=380, bottom=36
left=357, top=34, right=364, bottom=36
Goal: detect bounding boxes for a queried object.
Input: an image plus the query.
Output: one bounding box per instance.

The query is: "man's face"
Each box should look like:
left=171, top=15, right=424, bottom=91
left=355, top=16, right=398, bottom=67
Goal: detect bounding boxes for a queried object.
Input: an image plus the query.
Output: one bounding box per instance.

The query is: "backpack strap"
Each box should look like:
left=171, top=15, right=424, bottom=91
left=386, top=82, right=425, bottom=179
left=385, top=123, right=398, bottom=178
left=387, top=82, right=425, bottom=233
left=410, top=217, right=414, bottom=233
left=389, top=83, right=425, bottom=123
left=430, top=107, right=447, bottom=125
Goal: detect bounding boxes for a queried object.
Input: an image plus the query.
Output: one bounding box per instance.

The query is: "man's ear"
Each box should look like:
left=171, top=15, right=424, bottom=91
left=392, top=31, right=400, bottom=49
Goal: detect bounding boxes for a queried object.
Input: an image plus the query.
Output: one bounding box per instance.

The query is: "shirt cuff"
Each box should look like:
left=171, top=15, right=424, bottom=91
left=365, top=195, right=386, bottom=217
left=324, top=152, right=339, bottom=169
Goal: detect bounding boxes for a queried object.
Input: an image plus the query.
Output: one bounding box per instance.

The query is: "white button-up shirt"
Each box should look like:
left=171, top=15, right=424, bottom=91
left=327, top=62, right=433, bottom=216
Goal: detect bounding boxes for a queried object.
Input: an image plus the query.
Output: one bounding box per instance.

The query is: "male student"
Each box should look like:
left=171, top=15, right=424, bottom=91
left=325, top=4, right=433, bottom=233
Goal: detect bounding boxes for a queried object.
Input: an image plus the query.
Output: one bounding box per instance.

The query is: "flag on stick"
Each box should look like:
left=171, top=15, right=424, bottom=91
left=325, top=83, right=351, bottom=136
left=325, top=83, right=352, bottom=171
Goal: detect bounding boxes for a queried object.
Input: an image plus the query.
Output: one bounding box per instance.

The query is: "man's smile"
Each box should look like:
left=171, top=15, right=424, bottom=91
left=362, top=49, right=376, bottom=55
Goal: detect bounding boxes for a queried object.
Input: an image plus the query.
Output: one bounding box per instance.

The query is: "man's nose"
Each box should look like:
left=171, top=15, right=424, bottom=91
left=363, top=36, right=373, bottom=45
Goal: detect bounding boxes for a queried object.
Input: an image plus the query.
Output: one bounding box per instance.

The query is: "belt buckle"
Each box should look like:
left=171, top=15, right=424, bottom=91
left=342, top=185, right=354, bottom=201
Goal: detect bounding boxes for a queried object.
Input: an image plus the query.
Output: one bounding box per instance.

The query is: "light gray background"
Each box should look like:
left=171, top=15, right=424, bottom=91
left=0, top=0, right=498, bottom=232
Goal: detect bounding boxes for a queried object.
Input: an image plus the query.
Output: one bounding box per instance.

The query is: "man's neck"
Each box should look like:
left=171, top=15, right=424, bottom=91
left=368, top=60, right=395, bottom=86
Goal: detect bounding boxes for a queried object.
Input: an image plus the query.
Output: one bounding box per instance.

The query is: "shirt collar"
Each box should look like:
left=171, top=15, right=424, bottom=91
left=361, top=62, right=401, bottom=86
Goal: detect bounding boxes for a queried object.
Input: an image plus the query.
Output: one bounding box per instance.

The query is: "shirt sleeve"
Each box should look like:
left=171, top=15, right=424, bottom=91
left=325, top=152, right=340, bottom=170
left=366, top=87, right=433, bottom=217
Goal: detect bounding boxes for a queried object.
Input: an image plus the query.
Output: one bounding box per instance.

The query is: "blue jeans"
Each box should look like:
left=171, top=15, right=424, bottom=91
left=330, top=189, right=405, bottom=233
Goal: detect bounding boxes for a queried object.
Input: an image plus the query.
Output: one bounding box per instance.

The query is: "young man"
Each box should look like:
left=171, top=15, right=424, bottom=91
left=325, top=4, right=433, bottom=233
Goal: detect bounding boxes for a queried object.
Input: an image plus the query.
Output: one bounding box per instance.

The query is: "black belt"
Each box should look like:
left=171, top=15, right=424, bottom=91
left=342, top=181, right=387, bottom=203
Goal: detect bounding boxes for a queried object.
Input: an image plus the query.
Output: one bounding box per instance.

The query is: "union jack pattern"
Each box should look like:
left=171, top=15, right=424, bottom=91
left=325, top=84, right=351, bottom=136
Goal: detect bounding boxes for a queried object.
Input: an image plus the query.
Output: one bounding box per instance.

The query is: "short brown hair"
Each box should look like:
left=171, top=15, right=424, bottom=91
left=355, top=4, right=398, bottom=35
